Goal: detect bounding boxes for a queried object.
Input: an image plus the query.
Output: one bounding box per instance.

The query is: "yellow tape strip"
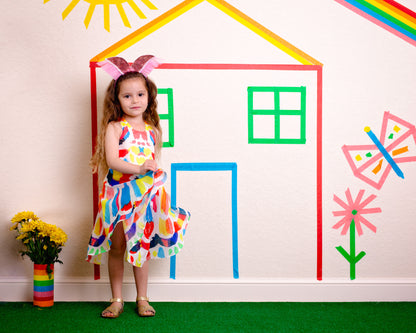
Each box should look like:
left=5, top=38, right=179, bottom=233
left=62, top=0, right=81, bottom=20
left=104, top=3, right=110, bottom=32
left=116, top=3, right=131, bottom=28
left=128, top=0, right=147, bottom=19
left=368, top=0, right=416, bottom=29
left=142, top=0, right=158, bottom=10
left=84, top=4, right=96, bottom=29
left=33, top=275, right=53, bottom=281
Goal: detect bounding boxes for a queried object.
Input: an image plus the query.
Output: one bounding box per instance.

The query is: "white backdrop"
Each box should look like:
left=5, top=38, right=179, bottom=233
left=1, top=0, right=415, bottom=301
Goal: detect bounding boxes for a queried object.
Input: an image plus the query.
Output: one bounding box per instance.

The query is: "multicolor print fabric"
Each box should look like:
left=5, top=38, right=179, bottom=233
left=86, top=119, right=190, bottom=267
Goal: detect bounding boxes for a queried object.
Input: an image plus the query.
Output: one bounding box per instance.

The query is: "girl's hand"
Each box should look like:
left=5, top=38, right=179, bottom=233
left=140, top=160, right=158, bottom=174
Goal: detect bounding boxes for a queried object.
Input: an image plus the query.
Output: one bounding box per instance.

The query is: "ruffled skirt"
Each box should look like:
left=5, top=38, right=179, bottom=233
left=86, top=169, right=190, bottom=267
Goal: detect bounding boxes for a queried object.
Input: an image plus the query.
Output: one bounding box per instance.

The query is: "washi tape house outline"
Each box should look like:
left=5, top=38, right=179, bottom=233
left=89, top=0, right=323, bottom=280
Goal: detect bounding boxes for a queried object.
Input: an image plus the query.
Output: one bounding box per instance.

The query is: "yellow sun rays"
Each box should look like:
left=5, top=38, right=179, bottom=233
left=45, top=0, right=158, bottom=32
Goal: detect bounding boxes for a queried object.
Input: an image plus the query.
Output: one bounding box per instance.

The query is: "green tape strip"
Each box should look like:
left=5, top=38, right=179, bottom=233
left=335, top=220, right=366, bottom=280
left=247, top=86, right=306, bottom=144
left=158, top=88, right=175, bottom=148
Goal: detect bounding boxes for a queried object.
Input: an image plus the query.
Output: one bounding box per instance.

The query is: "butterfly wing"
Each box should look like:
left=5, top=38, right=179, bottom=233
left=342, top=145, right=390, bottom=189
left=380, top=112, right=416, bottom=164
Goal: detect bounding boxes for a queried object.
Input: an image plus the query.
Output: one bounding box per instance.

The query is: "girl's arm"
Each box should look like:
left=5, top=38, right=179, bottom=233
left=105, top=122, right=157, bottom=175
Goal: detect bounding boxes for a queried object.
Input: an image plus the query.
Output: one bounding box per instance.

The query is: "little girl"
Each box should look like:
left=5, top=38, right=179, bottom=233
left=86, top=55, right=190, bottom=318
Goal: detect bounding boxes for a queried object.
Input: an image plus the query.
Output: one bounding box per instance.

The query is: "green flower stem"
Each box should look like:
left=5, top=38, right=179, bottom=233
left=335, top=219, right=366, bottom=280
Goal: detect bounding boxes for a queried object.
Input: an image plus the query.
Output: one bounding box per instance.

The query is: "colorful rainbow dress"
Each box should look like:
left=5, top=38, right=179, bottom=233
left=86, top=119, right=190, bottom=267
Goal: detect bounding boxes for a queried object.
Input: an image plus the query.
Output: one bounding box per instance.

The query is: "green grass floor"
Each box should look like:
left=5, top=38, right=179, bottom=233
left=1, top=302, right=415, bottom=333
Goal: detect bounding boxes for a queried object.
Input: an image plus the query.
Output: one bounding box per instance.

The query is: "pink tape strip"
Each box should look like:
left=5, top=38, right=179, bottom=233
left=353, top=189, right=365, bottom=206
left=355, top=219, right=364, bottom=235
left=395, top=156, right=416, bottom=162
left=333, top=215, right=350, bottom=230
left=359, top=207, right=382, bottom=214
left=357, top=193, right=377, bottom=209
left=345, top=188, right=354, bottom=206
left=33, top=290, right=54, bottom=297
left=387, top=111, right=416, bottom=128
left=354, top=168, right=386, bottom=189
left=333, top=210, right=348, bottom=216
left=358, top=215, right=377, bottom=233
left=333, top=194, right=351, bottom=210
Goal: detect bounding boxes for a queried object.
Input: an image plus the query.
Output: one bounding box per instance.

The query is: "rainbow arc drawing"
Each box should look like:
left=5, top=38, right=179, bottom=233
left=334, top=0, right=416, bottom=46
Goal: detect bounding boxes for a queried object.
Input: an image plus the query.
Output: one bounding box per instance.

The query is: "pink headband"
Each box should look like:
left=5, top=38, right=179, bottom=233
left=97, top=55, right=162, bottom=81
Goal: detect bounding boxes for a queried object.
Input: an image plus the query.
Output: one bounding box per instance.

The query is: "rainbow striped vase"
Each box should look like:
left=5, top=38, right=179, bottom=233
left=33, top=264, right=54, bottom=307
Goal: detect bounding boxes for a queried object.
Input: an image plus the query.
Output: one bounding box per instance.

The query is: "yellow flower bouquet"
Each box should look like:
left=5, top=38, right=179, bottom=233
left=10, top=211, right=68, bottom=272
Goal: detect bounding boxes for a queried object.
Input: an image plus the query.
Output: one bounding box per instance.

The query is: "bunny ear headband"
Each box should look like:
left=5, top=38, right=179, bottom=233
left=97, top=55, right=162, bottom=81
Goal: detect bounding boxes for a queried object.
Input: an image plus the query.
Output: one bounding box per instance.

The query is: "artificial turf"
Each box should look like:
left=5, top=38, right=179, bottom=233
left=1, top=301, right=415, bottom=333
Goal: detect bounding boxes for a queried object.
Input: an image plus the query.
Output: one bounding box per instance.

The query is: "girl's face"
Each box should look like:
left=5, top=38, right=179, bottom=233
left=117, top=77, right=148, bottom=120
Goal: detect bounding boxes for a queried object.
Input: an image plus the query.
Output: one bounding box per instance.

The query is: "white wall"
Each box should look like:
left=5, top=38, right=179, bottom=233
left=1, top=0, right=415, bottom=301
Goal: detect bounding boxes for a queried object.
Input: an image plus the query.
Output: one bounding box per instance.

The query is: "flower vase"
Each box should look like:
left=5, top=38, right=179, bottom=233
left=33, top=263, right=54, bottom=307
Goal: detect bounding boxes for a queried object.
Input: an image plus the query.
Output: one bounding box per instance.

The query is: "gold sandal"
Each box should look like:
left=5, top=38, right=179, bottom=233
left=101, top=298, right=124, bottom=318
left=136, top=296, right=156, bottom=317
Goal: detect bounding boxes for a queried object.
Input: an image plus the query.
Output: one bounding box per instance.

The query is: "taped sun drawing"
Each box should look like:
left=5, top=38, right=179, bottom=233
left=44, top=0, right=158, bottom=32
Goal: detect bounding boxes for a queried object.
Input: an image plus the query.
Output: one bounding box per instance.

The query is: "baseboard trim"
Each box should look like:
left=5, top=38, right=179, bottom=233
left=2, top=278, right=415, bottom=302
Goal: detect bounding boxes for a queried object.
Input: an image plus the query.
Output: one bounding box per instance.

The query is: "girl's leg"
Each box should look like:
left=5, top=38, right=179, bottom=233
left=102, top=222, right=126, bottom=317
left=133, top=261, right=155, bottom=316
left=133, top=260, right=149, bottom=296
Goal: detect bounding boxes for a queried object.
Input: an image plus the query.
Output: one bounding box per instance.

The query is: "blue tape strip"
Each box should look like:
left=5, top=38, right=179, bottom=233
left=170, top=162, right=239, bottom=279
left=169, top=253, right=177, bottom=279
left=343, top=0, right=416, bottom=41
left=172, top=162, right=237, bottom=171
left=170, top=166, right=177, bottom=279
left=366, top=129, right=404, bottom=179
left=231, top=163, right=239, bottom=279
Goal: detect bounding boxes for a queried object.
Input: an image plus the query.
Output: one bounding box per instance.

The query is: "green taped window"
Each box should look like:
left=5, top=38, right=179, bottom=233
left=247, top=86, right=306, bottom=144
left=157, top=88, right=174, bottom=147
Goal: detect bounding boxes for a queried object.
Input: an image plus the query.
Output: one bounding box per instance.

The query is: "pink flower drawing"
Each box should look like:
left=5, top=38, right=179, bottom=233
left=332, top=188, right=381, bottom=236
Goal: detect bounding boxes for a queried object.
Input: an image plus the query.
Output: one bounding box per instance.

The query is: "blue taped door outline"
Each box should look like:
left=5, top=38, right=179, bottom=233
left=170, top=162, right=239, bottom=279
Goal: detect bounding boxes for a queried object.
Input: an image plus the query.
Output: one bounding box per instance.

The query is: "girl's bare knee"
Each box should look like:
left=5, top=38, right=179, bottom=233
left=109, top=243, right=126, bottom=257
